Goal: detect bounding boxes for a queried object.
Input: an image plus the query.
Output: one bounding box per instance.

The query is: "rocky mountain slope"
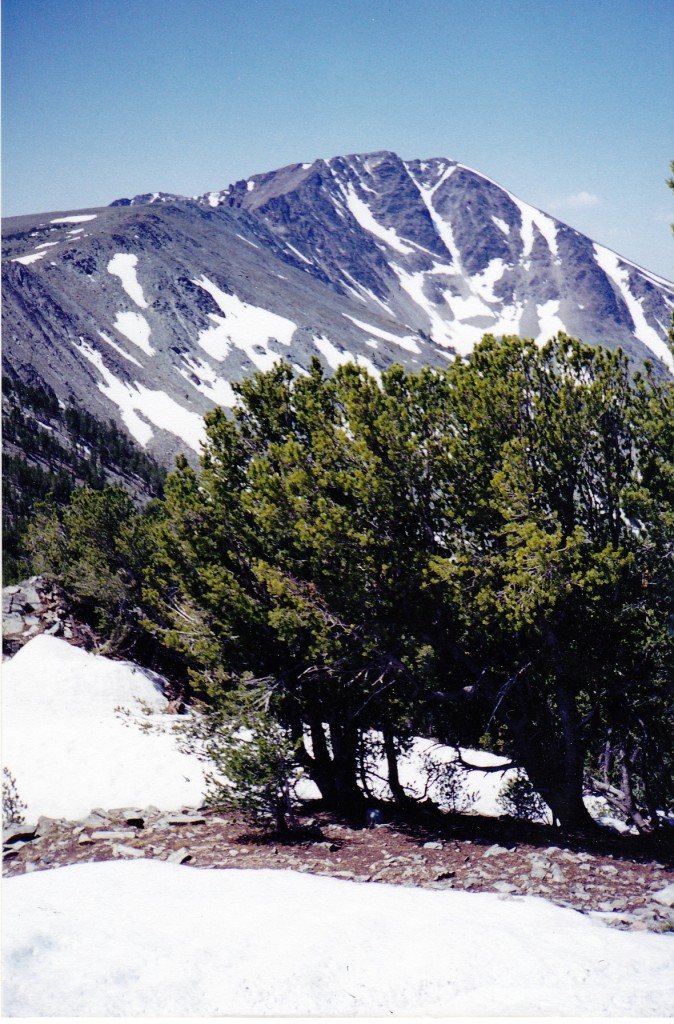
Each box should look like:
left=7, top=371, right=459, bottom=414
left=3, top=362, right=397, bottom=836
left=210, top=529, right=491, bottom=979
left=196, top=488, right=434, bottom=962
left=3, top=151, right=673, bottom=468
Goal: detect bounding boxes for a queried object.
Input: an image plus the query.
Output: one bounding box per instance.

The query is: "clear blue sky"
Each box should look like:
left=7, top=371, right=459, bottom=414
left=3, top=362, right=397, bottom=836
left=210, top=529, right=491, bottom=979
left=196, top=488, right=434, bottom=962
left=3, top=0, right=673, bottom=278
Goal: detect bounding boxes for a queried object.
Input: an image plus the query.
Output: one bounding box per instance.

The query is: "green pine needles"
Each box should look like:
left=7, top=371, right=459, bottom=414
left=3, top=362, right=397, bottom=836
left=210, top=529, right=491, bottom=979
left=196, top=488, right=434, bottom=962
left=27, top=334, right=674, bottom=834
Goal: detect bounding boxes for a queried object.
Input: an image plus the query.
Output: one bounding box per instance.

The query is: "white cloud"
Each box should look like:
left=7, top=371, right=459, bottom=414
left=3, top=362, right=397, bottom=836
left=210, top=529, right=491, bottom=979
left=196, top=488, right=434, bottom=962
left=551, top=191, right=600, bottom=210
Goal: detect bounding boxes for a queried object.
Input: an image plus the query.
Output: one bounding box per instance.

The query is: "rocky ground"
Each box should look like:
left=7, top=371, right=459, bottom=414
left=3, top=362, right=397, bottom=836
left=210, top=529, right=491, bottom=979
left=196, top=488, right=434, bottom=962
left=2, top=577, right=99, bottom=658
left=4, top=804, right=674, bottom=935
left=4, top=577, right=673, bottom=935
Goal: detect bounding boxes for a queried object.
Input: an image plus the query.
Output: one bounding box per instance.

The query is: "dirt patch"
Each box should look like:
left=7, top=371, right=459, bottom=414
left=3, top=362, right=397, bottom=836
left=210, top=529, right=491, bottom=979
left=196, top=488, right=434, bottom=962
left=4, top=806, right=673, bottom=933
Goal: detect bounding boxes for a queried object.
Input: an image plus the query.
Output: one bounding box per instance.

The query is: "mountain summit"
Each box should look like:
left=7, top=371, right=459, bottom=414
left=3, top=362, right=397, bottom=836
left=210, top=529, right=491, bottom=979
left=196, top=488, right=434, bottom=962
left=3, top=151, right=673, bottom=462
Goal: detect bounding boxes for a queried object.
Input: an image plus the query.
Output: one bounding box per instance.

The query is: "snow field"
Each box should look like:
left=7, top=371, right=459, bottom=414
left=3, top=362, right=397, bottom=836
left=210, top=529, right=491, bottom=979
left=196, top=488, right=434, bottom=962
left=50, top=214, right=98, bottom=224
left=11, top=251, right=47, bottom=266
left=193, top=275, right=297, bottom=371
left=113, top=310, right=154, bottom=355
left=593, top=243, right=674, bottom=372
left=2, top=635, right=205, bottom=821
left=107, top=253, right=149, bottom=308
left=3, top=634, right=673, bottom=1016
left=4, top=861, right=673, bottom=1017
left=76, top=339, right=206, bottom=452
left=343, top=313, right=421, bottom=352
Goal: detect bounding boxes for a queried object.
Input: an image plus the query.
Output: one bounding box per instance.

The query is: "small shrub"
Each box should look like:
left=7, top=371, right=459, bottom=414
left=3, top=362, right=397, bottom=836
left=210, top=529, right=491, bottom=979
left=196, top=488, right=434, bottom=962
left=422, top=752, right=478, bottom=813
left=3, top=768, right=27, bottom=826
left=188, top=679, right=301, bottom=834
left=497, top=769, right=548, bottom=822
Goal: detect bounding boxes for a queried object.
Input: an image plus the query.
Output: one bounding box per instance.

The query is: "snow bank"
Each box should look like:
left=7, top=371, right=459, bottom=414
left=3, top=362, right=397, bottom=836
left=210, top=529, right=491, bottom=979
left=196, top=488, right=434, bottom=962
left=4, top=860, right=673, bottom=1017
left=2, top=635, right=205, bottom=821
left=11, top=251, right=47, bottom=266
left=76, top=339, right=206, bottom=452
left=193, top=275, right=297, bottom=370
left=113, top=310, right=154, bottom=355
left=50, top=214, right=97, bottom=224
left=364, top=735, right=529, bottom=818
left=107, top=253, right=148, bottom=308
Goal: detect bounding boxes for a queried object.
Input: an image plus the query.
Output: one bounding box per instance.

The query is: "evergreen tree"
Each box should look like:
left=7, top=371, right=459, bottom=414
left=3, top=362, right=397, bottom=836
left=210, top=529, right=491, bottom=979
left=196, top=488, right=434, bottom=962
left=431, top=335, right=674, bottom=831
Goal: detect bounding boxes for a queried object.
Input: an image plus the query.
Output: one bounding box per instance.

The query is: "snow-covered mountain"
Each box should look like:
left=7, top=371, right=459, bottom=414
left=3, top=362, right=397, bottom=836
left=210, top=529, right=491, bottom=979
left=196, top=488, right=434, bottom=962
left=3, top=151, right=673, bottom=465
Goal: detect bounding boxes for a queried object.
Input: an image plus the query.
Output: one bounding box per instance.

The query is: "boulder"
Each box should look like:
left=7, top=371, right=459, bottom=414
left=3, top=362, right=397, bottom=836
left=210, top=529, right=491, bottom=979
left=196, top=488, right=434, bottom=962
left=649, top=883, right=674, bottom=908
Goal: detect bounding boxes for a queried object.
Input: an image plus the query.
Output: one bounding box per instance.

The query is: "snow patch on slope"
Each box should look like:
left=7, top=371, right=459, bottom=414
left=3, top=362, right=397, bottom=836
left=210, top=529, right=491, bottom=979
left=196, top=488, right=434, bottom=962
left=193, top=277, right=296, bottom=371
left=50, top=214, right=98, bottom=224
left=408, top=168, right=461, bottom=265
left=113, top=311, right=153, bottom=356
left=510, top=195, right=559, bottom=259
left=76, top=340, right=205, bottom=451
left=177, top=355, right=238, bottom=407
left=313, top=335, right=382, bottom=381
left=97, top=330, right=143, bottom=368
left=12, top=252, right=47, bottom=266
left=4, top=860, right=673, bottom=1017
left=1, top=636, right=205, bottom=821
left=593, top=244, right=674, bottom=371
left=537, top=300, right=566, bottom=340
left=107, top=254, right=148, bottom=308
left=343, top=314, right=421, bottom=353
left=343, top=184, right=414, bottom=254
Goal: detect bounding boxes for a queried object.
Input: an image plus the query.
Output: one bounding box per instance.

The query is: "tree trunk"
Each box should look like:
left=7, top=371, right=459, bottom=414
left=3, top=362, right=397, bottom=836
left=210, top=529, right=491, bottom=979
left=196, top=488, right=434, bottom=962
left=383, top=729, right=408, bottom=804
left=307, top=715, right=338, bottom=804
left=503, top=687, right=597, bottom=834
left=328, top=718, right=365, bottom=810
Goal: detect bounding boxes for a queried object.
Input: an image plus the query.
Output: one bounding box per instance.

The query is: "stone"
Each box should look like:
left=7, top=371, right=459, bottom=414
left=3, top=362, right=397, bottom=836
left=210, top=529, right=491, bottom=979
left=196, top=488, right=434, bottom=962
left=549, top=863, right=566, bottom=883
left=435, top=870, right=455, bottom=881
left=111, top=843, right=145, bottom=858
left=22, top=585, right=42, bottom=608
left=483, top=844, right=510, bottom=857
left=166, top=847, right=192, bottom=864
left=599, top=899, right=628, bottom=913
left=34, top=816, right=60, bottom=837
left=422, top=841, right=443, bottom=850
left=649, top=883, right=674, bottom=908
left=162, top=813, right=206, bottom=826
left=492, top=881, right=518, bottom=893
left=80, top=813, right=111, bottom=828
left=91, top=830, right=137, bottom=840
left=90, top=808, right=112, bottom=820
left=78, top=834, right=94, bottom=845
left=2, top=613, right=25, bottom=636
left=3, top=823, right=37, bottom=845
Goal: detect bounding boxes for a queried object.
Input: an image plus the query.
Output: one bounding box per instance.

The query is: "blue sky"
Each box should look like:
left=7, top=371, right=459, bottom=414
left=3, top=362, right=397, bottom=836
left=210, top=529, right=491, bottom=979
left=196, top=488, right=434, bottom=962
left=3, top=0, right=673, bottom=277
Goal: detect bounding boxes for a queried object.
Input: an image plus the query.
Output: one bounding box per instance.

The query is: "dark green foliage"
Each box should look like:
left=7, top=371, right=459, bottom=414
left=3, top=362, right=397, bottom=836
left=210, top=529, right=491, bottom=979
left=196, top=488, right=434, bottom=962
left=24, top=486, right=154, bottom=652
left=430, top=336, right=674, bottom=831
left=186, top=677, right=301, bottom=833
left=20, top=335, right=674, bottom=833
left=2, top=376, right=166, bottom=584
left=497, top=770, right=549, bottom=822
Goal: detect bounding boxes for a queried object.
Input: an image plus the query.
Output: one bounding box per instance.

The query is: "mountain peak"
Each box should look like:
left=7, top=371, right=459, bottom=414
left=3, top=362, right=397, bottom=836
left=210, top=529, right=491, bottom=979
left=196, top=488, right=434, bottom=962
left=4, top=151, right=673, bottom=466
